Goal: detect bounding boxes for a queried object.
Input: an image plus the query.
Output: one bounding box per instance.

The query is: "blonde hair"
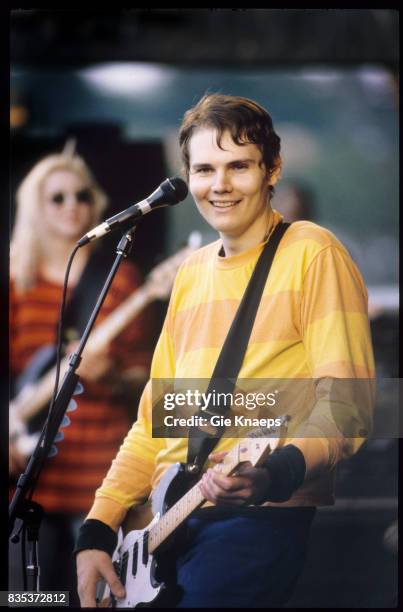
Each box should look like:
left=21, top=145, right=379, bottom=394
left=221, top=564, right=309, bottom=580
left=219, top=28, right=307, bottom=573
left=11, top=152, right=108, bottom=291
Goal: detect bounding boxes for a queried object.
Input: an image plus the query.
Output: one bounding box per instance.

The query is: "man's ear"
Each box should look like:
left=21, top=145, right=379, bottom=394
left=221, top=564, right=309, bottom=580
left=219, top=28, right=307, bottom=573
left=268, top=156, right=282, bottom=187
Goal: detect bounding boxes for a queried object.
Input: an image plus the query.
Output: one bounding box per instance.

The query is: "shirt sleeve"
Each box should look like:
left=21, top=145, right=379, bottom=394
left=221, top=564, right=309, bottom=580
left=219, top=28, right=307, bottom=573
left=289, top=244, right=376, bottom=480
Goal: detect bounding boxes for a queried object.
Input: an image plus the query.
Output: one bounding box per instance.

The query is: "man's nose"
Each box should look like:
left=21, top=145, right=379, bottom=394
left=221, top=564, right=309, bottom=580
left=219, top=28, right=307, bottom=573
left=211, top=170, right=232, bottom=192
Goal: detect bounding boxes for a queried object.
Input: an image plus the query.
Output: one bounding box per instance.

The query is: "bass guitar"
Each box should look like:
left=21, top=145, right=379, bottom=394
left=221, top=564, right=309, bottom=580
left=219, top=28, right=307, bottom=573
left=10, top=233, right=202, bottom=457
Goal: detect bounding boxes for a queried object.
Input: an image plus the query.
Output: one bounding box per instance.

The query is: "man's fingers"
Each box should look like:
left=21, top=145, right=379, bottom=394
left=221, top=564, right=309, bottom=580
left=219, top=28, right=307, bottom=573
left=77, top=550, right=124, bottom=607
left=209, top=469, right=251, bottom=492
left=101, top=564, right=125, bottom=599
left=201, top=471, right=249, bottom=497
left=208, top=451, right=227, bottom=464
left=200, top=475, right=251, bottom=505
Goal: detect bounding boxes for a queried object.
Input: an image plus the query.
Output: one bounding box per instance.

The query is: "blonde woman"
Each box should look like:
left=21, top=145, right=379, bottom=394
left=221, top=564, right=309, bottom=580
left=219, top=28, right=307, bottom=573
left=9, top=149, right=153, bottom=603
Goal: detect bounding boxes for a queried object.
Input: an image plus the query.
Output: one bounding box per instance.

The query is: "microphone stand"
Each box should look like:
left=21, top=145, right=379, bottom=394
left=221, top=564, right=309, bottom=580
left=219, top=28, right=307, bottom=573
left=9, top=226, right=138, bottom=590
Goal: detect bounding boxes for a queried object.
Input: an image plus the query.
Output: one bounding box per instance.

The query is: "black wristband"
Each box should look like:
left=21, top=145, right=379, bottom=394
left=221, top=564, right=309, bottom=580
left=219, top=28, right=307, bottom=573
left=260, top=444, right=306, bottom=503
left=74, top=519, right=118, bottom=557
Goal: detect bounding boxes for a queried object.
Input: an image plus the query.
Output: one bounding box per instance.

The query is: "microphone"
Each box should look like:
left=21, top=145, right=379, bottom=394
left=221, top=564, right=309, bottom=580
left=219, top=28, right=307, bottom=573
left=77, top=177, right=188, bottom=246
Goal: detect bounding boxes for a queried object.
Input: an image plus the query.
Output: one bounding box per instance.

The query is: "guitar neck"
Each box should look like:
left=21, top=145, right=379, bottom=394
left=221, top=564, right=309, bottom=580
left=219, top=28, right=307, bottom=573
left=86, top=285, right=151, bottom=353
left=148, top=480, right=203, bottom=554
left=12, top=285, right=152, bottom=421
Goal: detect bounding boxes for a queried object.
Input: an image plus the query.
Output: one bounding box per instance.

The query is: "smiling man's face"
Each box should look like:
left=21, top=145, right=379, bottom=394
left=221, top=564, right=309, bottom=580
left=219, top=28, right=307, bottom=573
left=188, top=128, right=273, bottom=254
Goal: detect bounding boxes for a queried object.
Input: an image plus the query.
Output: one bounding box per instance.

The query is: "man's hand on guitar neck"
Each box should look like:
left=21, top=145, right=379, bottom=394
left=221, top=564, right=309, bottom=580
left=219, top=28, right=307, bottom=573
left=76, top=549, right=125, bottom=608
left=199, top=451, right=271, bottom=506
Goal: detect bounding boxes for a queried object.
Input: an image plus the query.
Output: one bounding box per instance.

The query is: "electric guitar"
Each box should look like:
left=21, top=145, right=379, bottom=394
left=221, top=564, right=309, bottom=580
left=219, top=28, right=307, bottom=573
left=9, top=233, right=202, bottom=458
left=99, top=416, right=289, bottom=608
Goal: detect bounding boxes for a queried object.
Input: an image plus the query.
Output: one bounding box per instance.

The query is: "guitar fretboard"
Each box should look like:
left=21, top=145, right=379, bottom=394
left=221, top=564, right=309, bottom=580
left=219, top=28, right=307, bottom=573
left=148, top=481, right=204, bottom=553
left=88, top=287, right=150, bottom=353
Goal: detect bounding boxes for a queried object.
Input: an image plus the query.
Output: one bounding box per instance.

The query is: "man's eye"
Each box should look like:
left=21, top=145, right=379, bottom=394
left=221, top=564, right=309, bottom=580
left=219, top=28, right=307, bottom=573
left=196, top=167, right=212, bottom=174
left=232, top=163, right=248, bottom=170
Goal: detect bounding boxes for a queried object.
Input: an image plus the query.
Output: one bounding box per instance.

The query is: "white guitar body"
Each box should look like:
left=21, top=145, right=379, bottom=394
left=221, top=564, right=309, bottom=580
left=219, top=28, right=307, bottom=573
left=111, top=514, right=162, bottom=608
left=102, top=462, right=185, bottom=608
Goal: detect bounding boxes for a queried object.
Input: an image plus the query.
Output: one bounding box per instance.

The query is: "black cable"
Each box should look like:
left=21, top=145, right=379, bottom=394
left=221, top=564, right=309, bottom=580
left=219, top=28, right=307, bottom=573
left=26, top=244, right=81, bottom=499
left=49, top=244, right=81, bottom=422
left=21, top=523, right=27, bottom=591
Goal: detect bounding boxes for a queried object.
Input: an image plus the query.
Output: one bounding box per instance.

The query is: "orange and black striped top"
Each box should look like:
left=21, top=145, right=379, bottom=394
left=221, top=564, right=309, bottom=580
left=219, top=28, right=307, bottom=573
left=10, top=260, right=153, bottom=514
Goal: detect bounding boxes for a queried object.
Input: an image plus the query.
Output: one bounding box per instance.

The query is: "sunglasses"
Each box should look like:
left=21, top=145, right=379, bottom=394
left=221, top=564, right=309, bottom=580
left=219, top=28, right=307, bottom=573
left=49, top=188, right=94, bottom=206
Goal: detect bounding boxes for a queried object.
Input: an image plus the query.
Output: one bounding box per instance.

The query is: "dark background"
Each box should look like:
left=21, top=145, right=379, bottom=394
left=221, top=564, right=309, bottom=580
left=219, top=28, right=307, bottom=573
left=10, top=9, right=399, bottom=66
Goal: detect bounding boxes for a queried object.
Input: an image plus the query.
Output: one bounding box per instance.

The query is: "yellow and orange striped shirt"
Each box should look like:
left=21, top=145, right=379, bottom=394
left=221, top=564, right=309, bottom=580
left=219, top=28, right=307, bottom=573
left=87, top=210, right=375, bottom=530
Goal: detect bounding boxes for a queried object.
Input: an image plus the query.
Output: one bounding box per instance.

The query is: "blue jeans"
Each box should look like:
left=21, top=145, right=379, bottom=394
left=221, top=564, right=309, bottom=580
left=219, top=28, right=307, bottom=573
left=158, top=506, right=316, bottom=608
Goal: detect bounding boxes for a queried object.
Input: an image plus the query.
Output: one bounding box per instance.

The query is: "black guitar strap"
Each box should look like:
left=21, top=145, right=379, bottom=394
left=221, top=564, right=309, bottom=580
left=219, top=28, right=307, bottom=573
left=14, top=244, right=117, bottom=398
left=186, top=222, right=291, bottom=473
left=61, top=245, right=116, bottom=344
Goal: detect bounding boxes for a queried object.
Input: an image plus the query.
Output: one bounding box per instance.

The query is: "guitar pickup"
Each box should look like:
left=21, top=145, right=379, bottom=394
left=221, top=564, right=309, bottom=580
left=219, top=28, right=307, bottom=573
left=119, top=551, right=128, bottom=587
left=142, top=531, right=149, bottom=566
left=131, top=541, right=139, bottom=577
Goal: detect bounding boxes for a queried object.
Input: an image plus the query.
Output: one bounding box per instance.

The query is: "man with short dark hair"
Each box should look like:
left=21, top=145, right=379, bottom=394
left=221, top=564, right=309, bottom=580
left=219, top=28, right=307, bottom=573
left=75, top=94, right=374, bottom=608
